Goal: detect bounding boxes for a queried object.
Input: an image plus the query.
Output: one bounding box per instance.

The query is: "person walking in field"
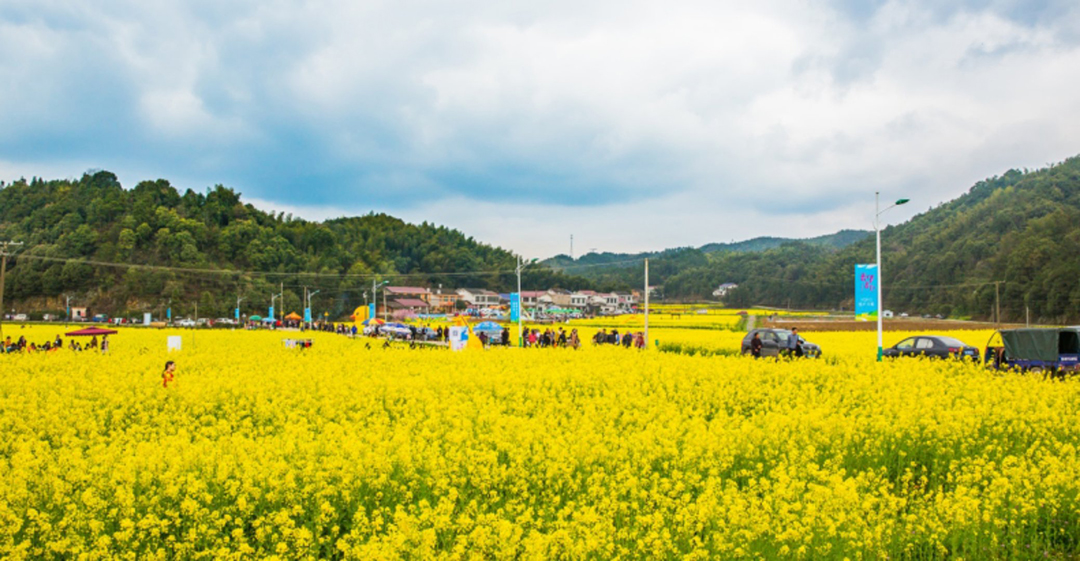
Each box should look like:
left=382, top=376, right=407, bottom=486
left=750, top=332, right=763, bottom=359
left=790, top=327, right=804, bottom=358
left=162, top=361, right=176, bottom=388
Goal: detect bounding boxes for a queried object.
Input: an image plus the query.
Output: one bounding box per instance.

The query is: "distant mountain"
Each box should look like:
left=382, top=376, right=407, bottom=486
left=661, top=155, right=1080, bottom=323
left=699, top=230, right=870, bottom=253
left=541, top=230, right=869, bottom=287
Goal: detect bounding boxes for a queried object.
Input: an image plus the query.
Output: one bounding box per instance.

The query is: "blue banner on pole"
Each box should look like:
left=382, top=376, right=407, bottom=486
left=234, top=307, right=240, bottom=321
left=269, top=306, right=275, bottom=320
left=304, top=308, right=312, bottom=323
left=510, top=293, right=521, bottom=322
left=369, top=303, right=376, bottom=320
left=855, top=264, right=878, bottom=321
left=167, top=308, right=172, bottom=320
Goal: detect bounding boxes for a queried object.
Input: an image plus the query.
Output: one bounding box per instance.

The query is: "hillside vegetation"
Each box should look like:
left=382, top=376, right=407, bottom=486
left=0, top=172, right=590, bottom=318
left=658, top=156, right=1080, bottom=323
left=5, top=154, right=1080, bottom=323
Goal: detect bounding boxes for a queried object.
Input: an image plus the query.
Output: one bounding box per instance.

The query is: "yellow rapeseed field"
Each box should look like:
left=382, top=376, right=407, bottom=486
left=2, top=324, right=1079, bottom=559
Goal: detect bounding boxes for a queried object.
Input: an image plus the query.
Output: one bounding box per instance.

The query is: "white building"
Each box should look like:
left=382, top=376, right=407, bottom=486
left=456, top=288, right=501, bottom=307
left=712, top=283, right=739, bottom=298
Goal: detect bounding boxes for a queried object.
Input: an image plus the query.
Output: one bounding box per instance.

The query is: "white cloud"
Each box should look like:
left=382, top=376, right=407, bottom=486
left=1, top=0, right=1079, bottom=256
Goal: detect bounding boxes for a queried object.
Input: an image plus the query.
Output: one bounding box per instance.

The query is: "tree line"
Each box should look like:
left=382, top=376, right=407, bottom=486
left=0, top=171, right=597, bottom=319
left=577, top=156, right=1080, bottom=323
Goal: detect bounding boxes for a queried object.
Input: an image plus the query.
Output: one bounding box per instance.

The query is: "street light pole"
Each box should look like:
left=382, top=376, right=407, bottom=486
left=644, top=258, right=649, bottom=349
left=516, top=256, right=537, bottom=347
left=517, top=256, right=523, bottom=346
left=309, top=289, right=320, bottom=325
left=370, top=279, right=388, bottom=322
left=876, top=192, right=882, bottom=362
left=875, top=192, right=910, bottom=362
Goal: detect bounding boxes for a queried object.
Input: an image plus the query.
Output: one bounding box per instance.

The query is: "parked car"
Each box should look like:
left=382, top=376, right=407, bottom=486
left=883, top=335, right=979, bottom=360
left=740, top=329, right=822, bottom=358
left=92, top=314, right=109, bottom=323
left=12, top=313, right=28, bottom=321
left=985, top=328, right=1080, bottom=374
left=175, top=318, right=196, bottom=327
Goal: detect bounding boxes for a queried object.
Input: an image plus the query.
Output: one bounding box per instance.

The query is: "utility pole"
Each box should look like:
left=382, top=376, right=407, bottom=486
left=570, top=235, right=574, bottom=260
left=994, top=281, right=1002, bottom=325
left=0, top=241, right=25, bottom=341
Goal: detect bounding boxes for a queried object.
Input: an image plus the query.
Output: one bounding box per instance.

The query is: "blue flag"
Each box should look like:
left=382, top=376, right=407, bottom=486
left=510, top=293, right=521, bottom=322
left=855, top=264, right=878, bottom=321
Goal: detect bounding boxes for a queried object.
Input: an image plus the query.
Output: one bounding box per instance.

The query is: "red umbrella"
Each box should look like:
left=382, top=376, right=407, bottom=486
left=65, top=327, right=118, bottom=336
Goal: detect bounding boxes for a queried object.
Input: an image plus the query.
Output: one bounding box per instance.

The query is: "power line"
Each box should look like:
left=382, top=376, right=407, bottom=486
left=13, top=251, right=646, bottom=280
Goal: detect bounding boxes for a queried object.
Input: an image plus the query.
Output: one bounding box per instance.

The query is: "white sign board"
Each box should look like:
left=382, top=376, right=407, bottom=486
left=144, top=313, right=152, bottom=325
left=449, top=326, right=468, bottom=351
left=167, top=336, right=182, bottom=352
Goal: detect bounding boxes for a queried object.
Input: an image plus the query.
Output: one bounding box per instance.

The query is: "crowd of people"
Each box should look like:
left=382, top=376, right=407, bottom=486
left=2, top=334, right=109, bottom=353
left=521, top=327, right=581, bottom=349
left=592, top=328, right=648, bottom=349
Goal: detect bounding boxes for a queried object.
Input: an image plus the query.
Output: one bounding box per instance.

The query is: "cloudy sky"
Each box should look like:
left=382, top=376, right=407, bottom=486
left=2, top=0, right=1079, bottom=258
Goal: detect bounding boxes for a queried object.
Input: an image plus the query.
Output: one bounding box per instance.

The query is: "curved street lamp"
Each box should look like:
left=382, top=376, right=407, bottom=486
left=517, top=257, right=538, bottom=346
left=876, top=193, right=910, bottom=361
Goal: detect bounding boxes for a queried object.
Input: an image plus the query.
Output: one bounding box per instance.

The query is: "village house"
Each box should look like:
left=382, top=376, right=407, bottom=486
left=712, top=283, right=739, bottom=298
left=384, top=286, right=431, bottom=303
left=457, top=288, right=501, bottom=307
left=428, top=289, right=462, bottom=312
left=519, top=290, right=547, bottom=309
left=546, top=289, right=575, bottom=308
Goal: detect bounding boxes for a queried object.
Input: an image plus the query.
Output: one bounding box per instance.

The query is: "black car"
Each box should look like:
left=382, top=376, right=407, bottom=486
left=741, top=329, right=822, bottom=358
left=883, top=335, right=979, bottom=360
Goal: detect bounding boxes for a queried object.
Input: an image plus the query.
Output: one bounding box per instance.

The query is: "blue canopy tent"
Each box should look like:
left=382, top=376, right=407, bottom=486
left=381, top=323, right=413, bottom=337
left=473, top=321, right=504, bottom=335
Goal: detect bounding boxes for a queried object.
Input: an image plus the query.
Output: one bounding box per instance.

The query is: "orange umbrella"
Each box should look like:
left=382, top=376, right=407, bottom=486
left=284, top=312, right=303, bottom=321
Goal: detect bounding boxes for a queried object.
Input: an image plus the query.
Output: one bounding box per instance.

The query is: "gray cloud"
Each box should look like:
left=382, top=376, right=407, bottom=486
left=1, top=0, right=1078, bottom=256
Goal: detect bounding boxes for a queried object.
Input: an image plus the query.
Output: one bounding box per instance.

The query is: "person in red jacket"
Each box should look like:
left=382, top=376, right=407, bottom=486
left=162, top=360, right=176, bottom=388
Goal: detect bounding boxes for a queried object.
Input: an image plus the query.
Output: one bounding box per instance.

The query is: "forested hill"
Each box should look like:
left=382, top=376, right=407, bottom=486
left=659, top=156, right=1080, bottom=323
left=541, top=229, right=870, bottom=281
left=698, top=229, right=870, bottom=253
left=0, top=171, right=590, bottom=318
